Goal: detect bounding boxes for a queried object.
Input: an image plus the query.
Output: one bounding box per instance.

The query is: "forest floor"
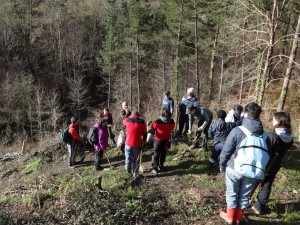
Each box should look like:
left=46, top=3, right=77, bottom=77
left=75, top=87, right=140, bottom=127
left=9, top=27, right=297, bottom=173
left=0, top=134, right=300, bottom=225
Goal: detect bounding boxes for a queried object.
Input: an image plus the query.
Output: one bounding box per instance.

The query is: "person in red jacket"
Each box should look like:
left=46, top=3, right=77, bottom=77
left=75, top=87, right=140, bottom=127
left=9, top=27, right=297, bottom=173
left=122, top=111, right=147, bottom=179
left=67, top=116, right=83, bottom=168
left=150, top=108, right=175, bottom=174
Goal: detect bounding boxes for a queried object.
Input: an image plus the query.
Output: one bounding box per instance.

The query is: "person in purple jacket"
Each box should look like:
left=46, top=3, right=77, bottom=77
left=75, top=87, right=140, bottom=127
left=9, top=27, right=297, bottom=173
left=93, top=118, right=109, bottom=171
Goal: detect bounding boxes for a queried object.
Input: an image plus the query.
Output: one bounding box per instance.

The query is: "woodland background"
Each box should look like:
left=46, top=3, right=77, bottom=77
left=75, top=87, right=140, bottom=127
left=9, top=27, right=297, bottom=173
left=0, top=0, right=300, bottom=145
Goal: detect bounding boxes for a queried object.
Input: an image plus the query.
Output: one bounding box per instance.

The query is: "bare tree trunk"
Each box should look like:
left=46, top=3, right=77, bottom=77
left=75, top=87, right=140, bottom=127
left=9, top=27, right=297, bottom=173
left=218, top=55, right=224, bottom=106
left=209, top=26, right=219, bottom=102
left=277, top=14, right=300, bottom=111
left=173, top=0, right=184, bottom=107
left=129, top=59, right=132, bottom=108
left=194, top=0, right=199, bottom=98
left=239, top=22, right=246, bottom=104
left=257, top=1, right=278, bottom=106
left=136, top=36, right=140, bottom=112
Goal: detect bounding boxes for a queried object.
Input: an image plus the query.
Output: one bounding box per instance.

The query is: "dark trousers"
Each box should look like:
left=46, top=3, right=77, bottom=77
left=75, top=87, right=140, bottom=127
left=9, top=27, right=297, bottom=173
left=194, top=119, right=212, bottom=149
left=253, top=162, right=281, bottom=212
left=152, top=140, right=169, bottom=169
left=177, top=105, right=188, bottom=135
left=121, top=129, right=126, bottom=153
left=95, top=151, right=104, bottom=167
left=209, top=145, right=223, bottom=163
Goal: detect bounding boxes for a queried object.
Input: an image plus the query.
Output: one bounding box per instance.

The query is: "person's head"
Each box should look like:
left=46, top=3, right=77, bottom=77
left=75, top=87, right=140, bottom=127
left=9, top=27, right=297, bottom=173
left=103, top=108, right=109, bottom=115
left=71, top=116, right=79, bottom=124
left=187, top=87, right=195, bottom=97
left=217, top=110, right=227, bottom=120
left=161, top=108, right=171, bottom=117
left=188, top=105, right=197, bottom=115
left=131, top=111, right=140, bottom=117
left=98, top=118, right=106, bottom=127
left=164, top=91, right=171, bottom=98
left=233, top=104, right=243, bottom=116
left=244, top=102, right=261, bottom=119
left=122, top=102, right=129, bottom=110
left=272, top=111, right=291, bottom=130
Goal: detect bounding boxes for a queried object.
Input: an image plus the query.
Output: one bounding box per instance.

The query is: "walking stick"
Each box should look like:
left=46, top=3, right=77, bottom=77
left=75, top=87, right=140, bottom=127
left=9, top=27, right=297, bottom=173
left=104, top=151, right=112, bottom=169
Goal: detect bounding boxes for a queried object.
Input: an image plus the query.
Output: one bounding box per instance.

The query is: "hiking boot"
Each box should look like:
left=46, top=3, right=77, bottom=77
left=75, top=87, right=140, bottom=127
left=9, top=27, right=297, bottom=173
left=151, top=168, right=158, bottom=174
left=207, top=161, right=217, bottom=169
left=158, top=166, right=165, bottom=171
left=95, top=165, right=104, bottom=171
left=251, top=205, right=261, bottom=215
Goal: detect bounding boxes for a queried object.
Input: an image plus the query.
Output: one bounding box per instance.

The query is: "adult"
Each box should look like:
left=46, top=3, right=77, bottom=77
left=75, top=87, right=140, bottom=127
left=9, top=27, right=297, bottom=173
left=100, top=108, right=116, bottom=144
left=119, top=101, right=132, bottom=153
left=219, top=102, right=271, bottom=225
left=67, top=116, right=83, bottom=168
left=252, top=111, right=293, bottom=215
left=176, top=87, right=198, bottom=136
left=225, top=104, right=244, bottom=123
left=92, top=118, right=109, bottom=171
left=150, top=108, right=175, bottom=174
left=207, top=110, right=242, bottom=168
left=188, top=105, right=213, bottom=150
left=161, top=91, right=174, bottom=115
left=122, top=111, right=147, bottom=179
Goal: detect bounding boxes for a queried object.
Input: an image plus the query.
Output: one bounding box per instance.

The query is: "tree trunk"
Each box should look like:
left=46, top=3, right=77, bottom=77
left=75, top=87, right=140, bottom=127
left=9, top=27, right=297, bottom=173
left=277, top=14, right=300, bottom=111
left=129, top=59, right=132, bottom=108
left=136, top=35, right=140, bottom=112
left=257, top=1, right=278, bottom=106
left=209, top=26, right=219, bottom=102
left=218, top=55, right=224, bottom=106
left=194, top=0, right=199, bottom=98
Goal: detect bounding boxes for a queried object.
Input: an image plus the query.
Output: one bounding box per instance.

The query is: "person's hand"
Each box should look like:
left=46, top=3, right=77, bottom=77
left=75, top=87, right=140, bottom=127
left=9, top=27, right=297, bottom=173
left=197, top=127, right=203, bottom=132
left=188, top=130, right=192, bottom=134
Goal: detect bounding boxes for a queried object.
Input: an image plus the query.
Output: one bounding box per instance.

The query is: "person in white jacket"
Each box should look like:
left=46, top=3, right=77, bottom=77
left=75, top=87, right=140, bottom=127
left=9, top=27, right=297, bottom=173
left=225, top=104, right=244, bottom=123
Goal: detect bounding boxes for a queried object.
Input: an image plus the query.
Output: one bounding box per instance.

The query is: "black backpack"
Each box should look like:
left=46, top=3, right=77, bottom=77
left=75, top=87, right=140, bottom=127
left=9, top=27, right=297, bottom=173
left=88, top=127, right=99, bottom=145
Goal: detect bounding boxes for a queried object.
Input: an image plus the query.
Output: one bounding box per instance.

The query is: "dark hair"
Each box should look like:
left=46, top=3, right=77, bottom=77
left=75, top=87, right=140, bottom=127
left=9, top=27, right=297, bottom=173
left=98, top=118, right=106, bottom=126
left=104, top=108, right=109, bottom=112
left=273, top=111, right=291, bottom=130
left=217, top=110, right=227, bottom=119
left=161, top=108, right=171, bottom=117
left=244, top=102, right=261, bottom=119
left=165, top=91, right=171, bottom=96
left=233, top=104, right=243, bottom=114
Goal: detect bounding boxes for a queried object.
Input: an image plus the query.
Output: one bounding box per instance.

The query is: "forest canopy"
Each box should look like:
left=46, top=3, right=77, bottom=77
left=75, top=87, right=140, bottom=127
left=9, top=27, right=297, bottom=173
left=0, top=0, right=299, bottom=144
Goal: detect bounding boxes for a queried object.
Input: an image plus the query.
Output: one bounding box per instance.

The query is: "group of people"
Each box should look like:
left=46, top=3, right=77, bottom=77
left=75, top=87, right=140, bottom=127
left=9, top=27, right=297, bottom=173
left=63, top=87, right=294, bottom=224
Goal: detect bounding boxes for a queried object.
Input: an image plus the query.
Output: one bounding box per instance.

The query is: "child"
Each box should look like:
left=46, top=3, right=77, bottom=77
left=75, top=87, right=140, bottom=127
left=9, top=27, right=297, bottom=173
left=93, top=118, right=109, bottom=171
left=207, top=110, right=242, bottom=168
left=150, top=108, right=175, bottom=174
left=252, top=111, right=293, bottom=215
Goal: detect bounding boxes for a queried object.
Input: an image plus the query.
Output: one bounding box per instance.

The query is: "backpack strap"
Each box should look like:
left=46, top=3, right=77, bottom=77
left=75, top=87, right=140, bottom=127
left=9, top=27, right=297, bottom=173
left=238, top=126, right=252, bottom=137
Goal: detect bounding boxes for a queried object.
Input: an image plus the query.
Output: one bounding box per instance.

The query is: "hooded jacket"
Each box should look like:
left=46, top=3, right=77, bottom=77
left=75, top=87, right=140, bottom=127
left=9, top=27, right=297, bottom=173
left=267, top=128, right=293, bottom=167
left=189, top=106, right=213, bottom=131
left=92, top=123, right=109, bottom=151
left=208, top=119, right=242, bottom=148
left=219, top=118, right=271, bottom=172
left=162, top=96, right=174, bottom=114
left=151, top=116, right=175, bottom=140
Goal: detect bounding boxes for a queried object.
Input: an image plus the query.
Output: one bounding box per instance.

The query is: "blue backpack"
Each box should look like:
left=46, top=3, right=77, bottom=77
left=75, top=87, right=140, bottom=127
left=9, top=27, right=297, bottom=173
left=234, top=126, right=269, bottom=180
left=61, top=127, right=70, bottom=143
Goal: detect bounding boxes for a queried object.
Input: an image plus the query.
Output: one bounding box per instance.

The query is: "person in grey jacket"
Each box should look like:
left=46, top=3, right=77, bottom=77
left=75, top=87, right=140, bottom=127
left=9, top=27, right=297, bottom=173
left=207, top=110, right=242, bottom=168
left=188, top=105, right=213, bottom=150
left=219, top=102, right=271, bottom=225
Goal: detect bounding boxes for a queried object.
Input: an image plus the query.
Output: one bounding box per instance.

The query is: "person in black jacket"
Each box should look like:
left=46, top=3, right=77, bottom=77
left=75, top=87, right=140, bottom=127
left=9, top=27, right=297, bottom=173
left=252, top=111, right=294, bottom=215
left=207, top=110, right=242, bottom=168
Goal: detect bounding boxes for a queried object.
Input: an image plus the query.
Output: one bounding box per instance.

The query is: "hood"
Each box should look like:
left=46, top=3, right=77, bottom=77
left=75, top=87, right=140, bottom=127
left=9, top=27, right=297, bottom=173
left=275, top=128, right=293, bottom=143
left=93, top=123, right=100, bottom=128
left=160, top=116, right=171, bottom=123
left=241, top=118, right=264, bottom=135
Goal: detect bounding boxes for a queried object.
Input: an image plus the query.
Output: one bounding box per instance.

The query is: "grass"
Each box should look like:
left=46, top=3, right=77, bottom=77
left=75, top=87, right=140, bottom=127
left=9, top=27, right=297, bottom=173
left=22, top=158, right=42, bottom=174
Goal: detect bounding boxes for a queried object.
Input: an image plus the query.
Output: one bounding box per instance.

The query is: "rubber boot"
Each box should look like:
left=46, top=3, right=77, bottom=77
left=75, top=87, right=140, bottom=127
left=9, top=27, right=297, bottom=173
left=219, top=207, right=236, bottom=225
left=235, top=208, right=244, bottom=225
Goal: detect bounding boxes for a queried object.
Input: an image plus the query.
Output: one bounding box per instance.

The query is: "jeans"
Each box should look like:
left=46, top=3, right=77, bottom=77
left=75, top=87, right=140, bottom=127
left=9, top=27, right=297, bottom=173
left=226, top=167, right=257, bottom=209
left=125, top=145, right=140, bottom=177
